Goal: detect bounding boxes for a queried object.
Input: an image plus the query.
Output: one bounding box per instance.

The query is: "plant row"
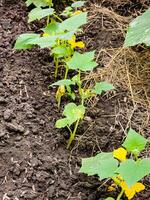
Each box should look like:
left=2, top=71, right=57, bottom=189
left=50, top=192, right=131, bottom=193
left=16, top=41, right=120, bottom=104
left=14, top=1, right=150, bottom=199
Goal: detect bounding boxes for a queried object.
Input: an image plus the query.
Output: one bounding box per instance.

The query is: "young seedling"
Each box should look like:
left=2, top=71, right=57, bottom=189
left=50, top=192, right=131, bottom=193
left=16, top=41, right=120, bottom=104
left=80, top=128, right=150, bottom=200
left=55, top=102, right=85, bottom=148
left=51, top=51, right=114, bottom=106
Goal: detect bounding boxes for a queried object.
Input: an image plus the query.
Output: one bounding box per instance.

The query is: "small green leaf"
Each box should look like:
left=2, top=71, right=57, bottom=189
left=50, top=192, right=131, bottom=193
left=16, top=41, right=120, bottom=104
left=60, top=12, right=87, bottom=31
left=28, top=7, right=54, bottom=23
left=92, top=82, right=114, bottom=94
left=80, top=153, right=119, bottom=180
left=67, top=51, right=98, bottom=71
left=63, top=103, right=85, bottom=122
left=55, top=118, right=68, bottom=128
left=28, top=35, right=57, bottom=48
left=105, top=198, right=115, bottom=200
left=117, top=158, right=150, bottom=187
left=71, top=1, right=85, bottom=8
left=14, top=33, right=40, bottom=49
left=51, top=79, right=75, bottom=87
left=51, top=46, right=70, bottom=58
left=26, top=0, right=48, bottom=7
left=124, top=8, right=150, bottom=47
left=122, top=128, right=147, bottom=155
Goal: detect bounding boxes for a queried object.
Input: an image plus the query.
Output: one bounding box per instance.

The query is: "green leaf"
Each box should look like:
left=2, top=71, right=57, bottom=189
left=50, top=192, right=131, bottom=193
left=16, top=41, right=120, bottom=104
left=14, top=33, right=40, bottom=49
left=51, top=46, right=70, bottom=58
left=26, top=0, right=48, bottom=7
left=51, top=79, right=75, bottom=87
left=28, top=7, right=54, bottom=23
left=60, top=12, right=87, bottom=31
left=80, top=152, right=119, bottom=180
left=122, top=128, right=147, bottom=155
left=63, top=103, right=85, bottom=125
left=55, top=118, right=69, bottom=128
left=124, top=8, right=150, bottom=47
left=92, top=82, right=115, bottom=94
left=71, top=1, right=85, bottom=8
left=117, top=158, right=150, bottom=187
left=67, top=51, right=98, bottom=71
left=42, top=21, right=60, bottom=35
left=27, top=35, right=57, bottom=48
left=105, top=198, right=115, bottom=200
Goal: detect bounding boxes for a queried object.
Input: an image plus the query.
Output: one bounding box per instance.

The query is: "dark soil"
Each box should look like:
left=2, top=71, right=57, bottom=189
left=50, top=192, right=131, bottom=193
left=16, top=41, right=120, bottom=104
left=0, top=0, right=150, bottom=200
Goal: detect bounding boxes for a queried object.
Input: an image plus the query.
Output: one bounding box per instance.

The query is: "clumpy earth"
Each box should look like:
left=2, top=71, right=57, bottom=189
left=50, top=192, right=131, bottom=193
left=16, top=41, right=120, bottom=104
left=0, top=0, right=150, bottom=200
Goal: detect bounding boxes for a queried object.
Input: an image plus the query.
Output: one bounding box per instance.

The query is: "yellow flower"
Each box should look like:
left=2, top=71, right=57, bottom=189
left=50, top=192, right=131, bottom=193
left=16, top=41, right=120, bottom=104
left=68, top=35, right=85, bottom=49
left=120, top=181, right=145, bottom=200
left=56, top=85, right=65, bottom=101
left=43, top=32, right=50, bottom=37
left=113, top=147, right=127, bottom=161
left=71, top=10, right=82, bottom=16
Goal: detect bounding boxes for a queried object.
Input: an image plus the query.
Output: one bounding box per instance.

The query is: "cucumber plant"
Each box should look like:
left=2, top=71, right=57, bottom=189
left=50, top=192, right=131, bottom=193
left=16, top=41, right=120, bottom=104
left=14, top=1, right=87, bottom=78
left=51, top=51, right=114, bottom=106
left=80, top=129, right=150, bottom=200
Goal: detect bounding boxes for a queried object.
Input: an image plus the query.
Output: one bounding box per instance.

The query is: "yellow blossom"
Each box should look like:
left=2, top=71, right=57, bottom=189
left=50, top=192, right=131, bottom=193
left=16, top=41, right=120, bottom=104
left=71, top=10, right=82, bottom=16
left=120, top=181, right=145, bottom=200
left=68, top=35, right=85, bottom=49
left=113, top=147, right=127, bottom=161
left=43, top=33, right=50, bottom=37
left=56, top=85, right=65, bottom=101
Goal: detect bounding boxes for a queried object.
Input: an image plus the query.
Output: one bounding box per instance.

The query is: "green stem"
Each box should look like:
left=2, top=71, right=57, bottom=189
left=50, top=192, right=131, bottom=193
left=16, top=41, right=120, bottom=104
left=81, top=98, right=84, bottom=106
left=64, top=66, right=69, bottom=79
left=47, top=15, right=50, bottom=25
left=67, top=119, right=80, bottom=149
left=53, top=14, right=63, bottom=22
left=116, top=189, right=124, bottom=200
left=54, top=57, right=59, bottom=79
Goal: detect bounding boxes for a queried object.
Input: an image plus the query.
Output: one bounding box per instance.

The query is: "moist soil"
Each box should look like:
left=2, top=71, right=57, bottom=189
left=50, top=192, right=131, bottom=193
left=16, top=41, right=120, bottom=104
left=0, top=0, right=150, bottom=200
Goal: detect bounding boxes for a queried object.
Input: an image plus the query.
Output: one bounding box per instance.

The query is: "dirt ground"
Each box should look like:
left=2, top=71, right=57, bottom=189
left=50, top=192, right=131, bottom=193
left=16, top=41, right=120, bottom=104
left=0, top=0, right=150, bottom=199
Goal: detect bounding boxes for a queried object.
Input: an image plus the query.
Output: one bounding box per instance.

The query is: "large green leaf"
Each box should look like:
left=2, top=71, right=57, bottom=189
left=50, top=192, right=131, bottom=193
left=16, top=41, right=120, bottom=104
left=122, top=128, right=147, bottom=155
left=80, top=152, right=119, bottom=180
left=117, top=158, right=150, bottom=187
left=67, top=51, right=98, bottom=71
left=14, top=33, right=40, bottom=49
left=124, top=8, right=150, bottom=47
left=60, top=12, right=87, bottom=31
left=27, top=35, right=57, bottom=48
left=28, top=7, right=54, bottom=23
left=92, top=82, right=114, bottom=94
